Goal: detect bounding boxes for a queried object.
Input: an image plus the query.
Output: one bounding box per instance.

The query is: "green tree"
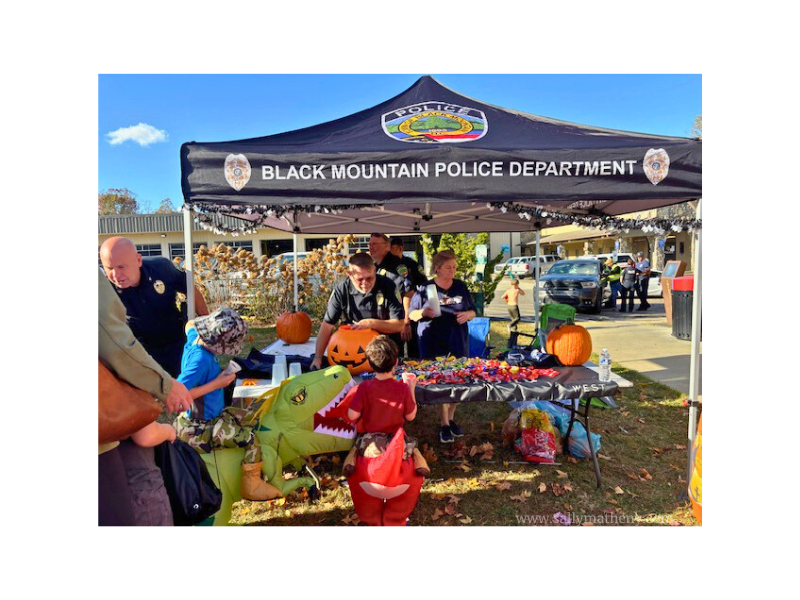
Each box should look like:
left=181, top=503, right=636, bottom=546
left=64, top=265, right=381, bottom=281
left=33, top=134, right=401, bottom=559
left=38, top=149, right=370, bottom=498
left=691, top=115, right=702, bottom=140
left=98, top=188, right=139, bottom=215
left=420, top=232, right=507, bottom=307
left=155, top=198, right=176, bottom=214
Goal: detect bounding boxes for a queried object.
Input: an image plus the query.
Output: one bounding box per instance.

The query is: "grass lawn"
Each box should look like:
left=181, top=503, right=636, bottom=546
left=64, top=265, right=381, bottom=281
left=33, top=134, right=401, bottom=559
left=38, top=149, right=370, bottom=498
left=220, top=320, right=698, bottom=526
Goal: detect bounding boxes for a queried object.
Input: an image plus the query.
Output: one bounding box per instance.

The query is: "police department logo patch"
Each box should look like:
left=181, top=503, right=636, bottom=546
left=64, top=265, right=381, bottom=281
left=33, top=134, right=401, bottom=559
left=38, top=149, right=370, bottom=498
left=643, top=149, right=670, bottom=186
left=224, top=153, right=251, bottom=191
left=382, top=101, right=488, bottom=144
left=153, top=280, right=166, bottom=294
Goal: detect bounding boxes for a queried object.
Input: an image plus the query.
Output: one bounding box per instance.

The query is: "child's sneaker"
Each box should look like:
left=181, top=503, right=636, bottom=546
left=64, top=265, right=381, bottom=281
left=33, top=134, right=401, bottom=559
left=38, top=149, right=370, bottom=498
left=449, top=420, right=464, bottom=437
left=439, top=425, right=454, bottom=444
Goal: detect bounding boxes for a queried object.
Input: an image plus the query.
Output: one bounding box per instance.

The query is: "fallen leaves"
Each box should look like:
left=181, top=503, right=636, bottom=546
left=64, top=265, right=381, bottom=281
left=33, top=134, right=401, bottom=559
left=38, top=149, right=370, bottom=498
left=459, top=516, right=473, bottom=525
left=538, top=482, right=548, bottom=493
left=341, top=512, right=360, bottom=526
left=597, top=453, right=612, bottom=461
left=510, top=490, right=532, bottom=503
left=556, top=469, right=569, bottom=479
left=639, top=468, right=653, bottom=481
left=614, top=486, right=625, bottom=495
left=421, top=444, right=439, bottom=464
left=494, top=481, right=512, bottom=491
left=469, top=442, right=495, bottom=461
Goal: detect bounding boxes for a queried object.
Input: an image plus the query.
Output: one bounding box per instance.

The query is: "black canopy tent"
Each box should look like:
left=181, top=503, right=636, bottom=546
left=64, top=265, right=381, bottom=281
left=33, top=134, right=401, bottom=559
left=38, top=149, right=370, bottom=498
left=180, top=75, right=701, bottom=235
left=179, top=75, right=702, bottom=462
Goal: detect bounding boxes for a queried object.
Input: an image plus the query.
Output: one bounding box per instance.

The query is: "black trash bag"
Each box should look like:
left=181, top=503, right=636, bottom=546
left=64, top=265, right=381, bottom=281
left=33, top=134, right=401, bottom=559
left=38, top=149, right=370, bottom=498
left=154, top=440, right=222, bottom=526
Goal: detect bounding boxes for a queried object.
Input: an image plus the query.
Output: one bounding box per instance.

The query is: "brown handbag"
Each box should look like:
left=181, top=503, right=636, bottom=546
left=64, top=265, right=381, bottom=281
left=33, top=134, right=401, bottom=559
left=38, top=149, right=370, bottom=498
left=98, top=360, right=163, bottom=445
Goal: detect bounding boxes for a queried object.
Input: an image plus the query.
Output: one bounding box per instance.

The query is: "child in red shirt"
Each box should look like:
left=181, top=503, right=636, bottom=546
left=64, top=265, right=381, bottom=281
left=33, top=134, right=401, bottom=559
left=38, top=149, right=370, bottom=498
left=343, top=336, right=429, bottom=476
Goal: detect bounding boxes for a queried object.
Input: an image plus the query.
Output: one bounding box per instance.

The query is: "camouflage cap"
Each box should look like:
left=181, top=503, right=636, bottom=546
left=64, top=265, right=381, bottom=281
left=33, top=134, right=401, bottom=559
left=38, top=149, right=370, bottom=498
left=194, top=307, right=248, bottom=356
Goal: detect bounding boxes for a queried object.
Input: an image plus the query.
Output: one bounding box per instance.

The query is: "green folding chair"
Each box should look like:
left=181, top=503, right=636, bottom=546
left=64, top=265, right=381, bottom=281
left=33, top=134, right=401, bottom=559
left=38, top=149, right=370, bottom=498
left=507, top=303, right=576, bottom=350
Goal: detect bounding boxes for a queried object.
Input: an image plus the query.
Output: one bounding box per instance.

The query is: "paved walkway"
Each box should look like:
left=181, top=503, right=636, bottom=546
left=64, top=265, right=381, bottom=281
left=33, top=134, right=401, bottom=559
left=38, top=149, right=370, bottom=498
left=486, top=277, right=701, bottom=396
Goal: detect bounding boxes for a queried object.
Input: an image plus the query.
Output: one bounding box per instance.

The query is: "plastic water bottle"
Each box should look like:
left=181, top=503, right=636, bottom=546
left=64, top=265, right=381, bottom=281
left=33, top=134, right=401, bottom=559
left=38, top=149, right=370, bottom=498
left=599, top=348, right=611, bottom=382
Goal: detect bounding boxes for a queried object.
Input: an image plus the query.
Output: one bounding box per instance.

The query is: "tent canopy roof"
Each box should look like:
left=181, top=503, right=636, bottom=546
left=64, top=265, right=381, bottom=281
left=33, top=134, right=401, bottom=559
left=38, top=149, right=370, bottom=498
left=181, top=76, right=701, bottom=234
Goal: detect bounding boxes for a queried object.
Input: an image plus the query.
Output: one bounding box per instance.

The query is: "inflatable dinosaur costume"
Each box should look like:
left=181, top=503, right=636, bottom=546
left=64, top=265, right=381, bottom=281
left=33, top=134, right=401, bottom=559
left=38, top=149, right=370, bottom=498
left=195, top=366, right=357, bottom=525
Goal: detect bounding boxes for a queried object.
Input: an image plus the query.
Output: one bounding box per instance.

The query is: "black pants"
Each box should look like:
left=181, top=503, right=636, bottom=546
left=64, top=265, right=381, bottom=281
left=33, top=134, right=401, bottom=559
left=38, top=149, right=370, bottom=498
left=508, top=305, right=521, bottom=331
left=99, top=446, right=136, bottom=526
left=620, top=286, right=635, bottom=312
left=635, top=277, right=651, bottom=308
left=404, top=324, right=420, bottom=359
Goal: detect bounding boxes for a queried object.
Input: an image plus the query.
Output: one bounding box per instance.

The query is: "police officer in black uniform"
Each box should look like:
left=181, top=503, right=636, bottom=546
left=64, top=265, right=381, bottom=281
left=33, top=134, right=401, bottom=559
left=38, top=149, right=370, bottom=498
left=368, top=233, right=416, bottom=356
left=311, top=252, right=405, bottom=370
left=100, top=236, right=209, bottom=378
left=389, top=236, right=427, bottom=358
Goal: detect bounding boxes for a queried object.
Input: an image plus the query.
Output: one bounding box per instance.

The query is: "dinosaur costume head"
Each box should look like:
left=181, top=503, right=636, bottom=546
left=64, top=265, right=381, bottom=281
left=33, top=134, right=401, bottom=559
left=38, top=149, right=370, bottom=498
left=258, top=365, right=357, bottom=457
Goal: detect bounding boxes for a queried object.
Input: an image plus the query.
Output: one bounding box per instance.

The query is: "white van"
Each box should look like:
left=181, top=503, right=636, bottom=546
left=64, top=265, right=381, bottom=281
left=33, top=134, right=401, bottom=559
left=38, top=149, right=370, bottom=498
left=509, top=254, right=560, bottom=278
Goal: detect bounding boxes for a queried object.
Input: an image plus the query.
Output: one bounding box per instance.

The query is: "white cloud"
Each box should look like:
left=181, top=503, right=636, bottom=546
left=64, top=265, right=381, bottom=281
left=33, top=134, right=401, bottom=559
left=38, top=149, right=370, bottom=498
left=106, top=123, right=168, bottom=147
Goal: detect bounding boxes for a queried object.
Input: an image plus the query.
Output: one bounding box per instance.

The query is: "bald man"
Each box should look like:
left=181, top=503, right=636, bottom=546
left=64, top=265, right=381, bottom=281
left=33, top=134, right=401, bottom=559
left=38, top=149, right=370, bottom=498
left=100, top=237, right=209, bottom=378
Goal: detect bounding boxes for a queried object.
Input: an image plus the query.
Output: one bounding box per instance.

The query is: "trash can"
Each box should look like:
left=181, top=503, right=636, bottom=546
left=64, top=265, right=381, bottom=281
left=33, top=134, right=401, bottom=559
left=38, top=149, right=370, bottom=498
left=472, top=292, right=485, bottom=317
left=671, top=276, right=694, bottom=340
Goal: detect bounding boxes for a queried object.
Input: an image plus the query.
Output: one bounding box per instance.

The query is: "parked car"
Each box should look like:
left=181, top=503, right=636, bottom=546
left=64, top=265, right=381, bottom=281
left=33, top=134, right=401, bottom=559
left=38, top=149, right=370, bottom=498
left=495, top=256, right=522, bottom=276
left=538, top=259, right=604, bottom=313
left=510, top=254, right=560, bottom=278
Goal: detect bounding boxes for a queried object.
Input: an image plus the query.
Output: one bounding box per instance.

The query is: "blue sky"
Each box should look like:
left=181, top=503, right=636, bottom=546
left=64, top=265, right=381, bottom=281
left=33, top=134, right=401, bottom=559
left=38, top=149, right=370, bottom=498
left=99, top=74, right=701, bottom=211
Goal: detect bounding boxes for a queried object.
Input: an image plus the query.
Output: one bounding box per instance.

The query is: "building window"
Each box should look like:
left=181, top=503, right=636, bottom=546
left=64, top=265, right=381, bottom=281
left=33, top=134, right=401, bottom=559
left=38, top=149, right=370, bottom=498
left=169, top=243, right=204, bottom=261
left=261, top=239, right=293, bottom=257
left=349, top=236, right=370, bottom=253
left=305, top=237, right=331, bottom=252
left=136, top=244, right=162, bottom=257
left=214, top=240, right=253, bottom=253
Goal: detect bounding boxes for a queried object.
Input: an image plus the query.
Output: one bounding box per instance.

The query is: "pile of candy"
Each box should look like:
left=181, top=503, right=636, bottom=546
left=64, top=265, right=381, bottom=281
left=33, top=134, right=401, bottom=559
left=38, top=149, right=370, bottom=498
left=388, top=357, right=559, bottom=386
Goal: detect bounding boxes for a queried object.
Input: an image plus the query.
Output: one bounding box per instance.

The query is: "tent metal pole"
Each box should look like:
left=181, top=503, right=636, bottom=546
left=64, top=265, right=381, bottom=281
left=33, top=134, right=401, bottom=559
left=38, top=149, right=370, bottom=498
left=183, top=205, right=196, bottom=319
left=533, top=228, right=541, bottom=328
left=293, top=225, right=299, bottom=313
left=687, top=198, right=702, bottom=482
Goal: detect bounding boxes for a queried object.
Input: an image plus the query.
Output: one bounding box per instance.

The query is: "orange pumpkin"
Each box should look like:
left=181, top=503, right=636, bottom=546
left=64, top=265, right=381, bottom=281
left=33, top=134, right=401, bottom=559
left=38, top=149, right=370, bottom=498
left=276, top=311, right=313, bottom=344
left=327, top=325, right=379, bottom=375
left=545, top=324, right=592, bottom=366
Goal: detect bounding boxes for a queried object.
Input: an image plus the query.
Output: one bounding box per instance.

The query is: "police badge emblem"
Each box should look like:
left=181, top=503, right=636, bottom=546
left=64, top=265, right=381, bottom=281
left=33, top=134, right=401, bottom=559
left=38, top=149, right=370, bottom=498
left=376, top=291, right=385, bottom=306
left=382, top=101, right=488, bottom=144
left=643, top=149, right=670, bottom=186
left=224, top=153, right=251, bottom=191
left=153, top=280, right=166, bottom=294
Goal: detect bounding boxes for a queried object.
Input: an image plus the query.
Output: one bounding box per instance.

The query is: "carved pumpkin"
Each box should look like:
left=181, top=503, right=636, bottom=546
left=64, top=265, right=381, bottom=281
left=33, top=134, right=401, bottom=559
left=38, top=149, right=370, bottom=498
left=545, top=324, right=592, bottom=366
left=276, top=311, right=313, bottom=344
left=327, top=325, right=379, bottom=375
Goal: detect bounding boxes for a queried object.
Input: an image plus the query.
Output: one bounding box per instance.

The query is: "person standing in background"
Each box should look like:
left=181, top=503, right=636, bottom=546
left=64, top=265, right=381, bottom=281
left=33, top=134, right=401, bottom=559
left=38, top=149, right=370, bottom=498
left=501, top=278, right=524, bottom=332
left=389, top=237, right=427, bottom=358
left=634, top=251, right=652, bottom=311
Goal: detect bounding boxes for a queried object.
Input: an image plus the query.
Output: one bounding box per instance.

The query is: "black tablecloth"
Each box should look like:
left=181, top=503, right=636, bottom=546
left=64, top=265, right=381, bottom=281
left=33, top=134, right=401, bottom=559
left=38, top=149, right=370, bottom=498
left=414, top=366, right=618, bottom=406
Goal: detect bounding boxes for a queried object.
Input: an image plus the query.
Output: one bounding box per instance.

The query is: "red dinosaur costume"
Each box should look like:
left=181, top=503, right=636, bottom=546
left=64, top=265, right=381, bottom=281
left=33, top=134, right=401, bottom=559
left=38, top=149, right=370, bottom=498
left=347, top=428, right=423, bottom=526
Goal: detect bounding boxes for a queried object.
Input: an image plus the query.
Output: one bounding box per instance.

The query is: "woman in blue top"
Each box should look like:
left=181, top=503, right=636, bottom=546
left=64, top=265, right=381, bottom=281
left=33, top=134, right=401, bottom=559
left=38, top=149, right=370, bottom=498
left=409, top=250, right=477, bottom=444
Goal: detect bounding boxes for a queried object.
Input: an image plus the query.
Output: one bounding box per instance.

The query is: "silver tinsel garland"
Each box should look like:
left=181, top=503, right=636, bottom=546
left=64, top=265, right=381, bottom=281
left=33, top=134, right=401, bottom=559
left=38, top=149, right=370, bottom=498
left=184, top=200, right=702, bottom=236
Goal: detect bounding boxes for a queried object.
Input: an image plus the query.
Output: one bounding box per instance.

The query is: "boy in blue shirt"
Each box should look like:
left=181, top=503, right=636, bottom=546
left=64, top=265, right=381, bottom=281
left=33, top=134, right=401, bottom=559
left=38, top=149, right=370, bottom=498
left=178, top=307, right=247, bottom=421
left=175, top=306, right=281, bottom=501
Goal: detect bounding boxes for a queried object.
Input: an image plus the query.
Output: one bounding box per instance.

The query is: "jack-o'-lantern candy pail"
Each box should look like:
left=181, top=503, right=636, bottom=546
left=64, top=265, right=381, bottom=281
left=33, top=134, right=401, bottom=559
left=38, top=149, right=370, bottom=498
left=327, top=325, right=379, bottom=375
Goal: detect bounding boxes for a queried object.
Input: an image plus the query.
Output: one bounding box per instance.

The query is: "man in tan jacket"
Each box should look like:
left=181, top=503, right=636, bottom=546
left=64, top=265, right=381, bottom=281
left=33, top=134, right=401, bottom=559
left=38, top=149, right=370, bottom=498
left=99, top=270, right=193, bottom=525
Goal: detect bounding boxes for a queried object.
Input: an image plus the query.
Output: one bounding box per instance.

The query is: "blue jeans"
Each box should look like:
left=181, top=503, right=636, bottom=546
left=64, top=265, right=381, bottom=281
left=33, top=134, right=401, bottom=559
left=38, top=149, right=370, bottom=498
left=608, top=281, right=622, bottom=307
